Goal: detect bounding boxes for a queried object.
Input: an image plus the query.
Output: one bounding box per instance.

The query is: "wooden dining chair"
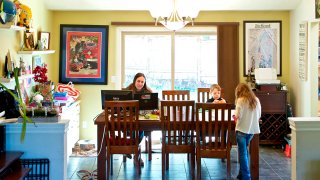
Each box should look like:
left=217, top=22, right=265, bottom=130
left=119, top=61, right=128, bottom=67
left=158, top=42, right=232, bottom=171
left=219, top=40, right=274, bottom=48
left=162, top=90, right=190, bottom=100
left=104, top=100, right=141, bottom=179
left=197, top=88, right=210, bottom=103
left=160, top=100, right=195, bottom=180
left=195, top=103, right=233, bottom=180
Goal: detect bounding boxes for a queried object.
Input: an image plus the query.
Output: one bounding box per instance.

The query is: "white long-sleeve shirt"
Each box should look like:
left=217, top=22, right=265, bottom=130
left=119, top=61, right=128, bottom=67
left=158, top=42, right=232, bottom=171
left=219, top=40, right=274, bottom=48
left=235, top=97, right=261, bottom=134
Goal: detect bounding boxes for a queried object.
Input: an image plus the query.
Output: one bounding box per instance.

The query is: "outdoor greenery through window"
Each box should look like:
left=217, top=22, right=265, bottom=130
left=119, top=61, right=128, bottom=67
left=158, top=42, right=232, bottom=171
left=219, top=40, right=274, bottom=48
left=122, top=30, right=217, bottom=100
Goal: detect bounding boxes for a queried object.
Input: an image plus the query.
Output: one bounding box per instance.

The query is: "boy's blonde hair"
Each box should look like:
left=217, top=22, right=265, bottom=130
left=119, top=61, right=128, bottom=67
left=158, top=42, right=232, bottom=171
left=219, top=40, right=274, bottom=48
left=210, top=84, right=221, bottom=93
left=235, top=83, right=257, bottom=110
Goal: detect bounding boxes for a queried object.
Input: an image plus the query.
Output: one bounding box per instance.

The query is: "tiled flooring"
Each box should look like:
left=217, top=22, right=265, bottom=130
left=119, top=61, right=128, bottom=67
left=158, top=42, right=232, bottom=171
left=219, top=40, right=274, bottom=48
left=67, top=145, right=291, bottom=180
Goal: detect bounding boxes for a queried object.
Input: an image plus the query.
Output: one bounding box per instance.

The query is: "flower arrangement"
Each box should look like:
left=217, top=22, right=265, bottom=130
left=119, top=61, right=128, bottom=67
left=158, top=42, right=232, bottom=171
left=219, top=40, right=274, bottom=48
left=30, top=64, right=53, bottom=105
left=32, top=64, right=48, bottom=83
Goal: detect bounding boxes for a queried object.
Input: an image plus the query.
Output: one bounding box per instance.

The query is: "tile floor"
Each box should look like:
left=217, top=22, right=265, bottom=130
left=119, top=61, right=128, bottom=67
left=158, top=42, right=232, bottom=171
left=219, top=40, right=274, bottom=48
left=67, top=144, right=291, bottom=180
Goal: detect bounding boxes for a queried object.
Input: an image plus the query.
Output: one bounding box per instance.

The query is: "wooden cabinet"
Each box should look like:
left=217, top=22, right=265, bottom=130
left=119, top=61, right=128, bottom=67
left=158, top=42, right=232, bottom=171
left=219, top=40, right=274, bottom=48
left=254, top=90, right=289, bottom=144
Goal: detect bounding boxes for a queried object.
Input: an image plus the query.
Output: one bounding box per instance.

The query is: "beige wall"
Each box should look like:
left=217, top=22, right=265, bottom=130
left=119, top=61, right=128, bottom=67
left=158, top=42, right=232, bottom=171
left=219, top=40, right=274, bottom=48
left=51, top=11, right=290, bottom=140
left=290, top=0, right=318, bottom=116
left=0, top=0, right=53, bottom=87
left=1, top=6, right=292, bottom=140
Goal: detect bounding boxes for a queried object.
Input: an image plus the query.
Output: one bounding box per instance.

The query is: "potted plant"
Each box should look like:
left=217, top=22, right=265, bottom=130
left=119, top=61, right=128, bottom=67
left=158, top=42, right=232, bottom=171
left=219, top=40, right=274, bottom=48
left=0, top=67, right=34, bottom=142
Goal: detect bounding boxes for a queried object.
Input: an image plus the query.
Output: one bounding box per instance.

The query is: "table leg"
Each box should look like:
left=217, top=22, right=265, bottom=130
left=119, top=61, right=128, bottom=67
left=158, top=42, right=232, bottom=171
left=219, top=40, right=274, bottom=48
left=145, top=131, right=152, bottom=161
left=97, top=124, right=106, bottom=180
left=250, top=134, right=259, bottom=180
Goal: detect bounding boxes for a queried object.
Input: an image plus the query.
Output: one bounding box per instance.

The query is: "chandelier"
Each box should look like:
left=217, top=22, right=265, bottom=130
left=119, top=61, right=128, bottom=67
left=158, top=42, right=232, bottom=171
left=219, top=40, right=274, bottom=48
left=149, top=0, right=200, bottom=31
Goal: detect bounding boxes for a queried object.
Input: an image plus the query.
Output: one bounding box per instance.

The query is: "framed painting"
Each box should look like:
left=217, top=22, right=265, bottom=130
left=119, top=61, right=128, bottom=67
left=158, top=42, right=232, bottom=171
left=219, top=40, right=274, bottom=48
left=59, top=24, right=108, bottom=84
left=243, top=21, right=282, bottom=76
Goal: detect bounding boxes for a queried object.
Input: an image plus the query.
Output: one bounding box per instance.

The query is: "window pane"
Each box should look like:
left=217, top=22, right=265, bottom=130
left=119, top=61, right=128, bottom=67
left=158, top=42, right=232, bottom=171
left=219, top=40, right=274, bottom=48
left=175, top=35, right=217, bottom=99
left=124, top=34, right=171, bottom=92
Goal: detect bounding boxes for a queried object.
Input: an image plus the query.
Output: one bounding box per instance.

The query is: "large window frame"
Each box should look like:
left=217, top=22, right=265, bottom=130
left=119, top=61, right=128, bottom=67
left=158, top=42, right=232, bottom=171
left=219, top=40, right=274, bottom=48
left=120, top=27, right=218, bottom=99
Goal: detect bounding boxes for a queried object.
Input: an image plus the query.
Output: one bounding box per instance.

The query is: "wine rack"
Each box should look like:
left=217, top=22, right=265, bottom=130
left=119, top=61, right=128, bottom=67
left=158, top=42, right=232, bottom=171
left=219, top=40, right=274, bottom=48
left=254, top=90, right=289, bottom=144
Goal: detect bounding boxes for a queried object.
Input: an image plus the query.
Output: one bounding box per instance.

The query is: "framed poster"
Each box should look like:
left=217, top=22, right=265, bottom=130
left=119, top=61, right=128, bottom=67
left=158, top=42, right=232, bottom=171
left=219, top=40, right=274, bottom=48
left=316, top=0, right=320, bottom=19
left=243, top=21, right=282, bottom=76
left=59, top=24, right=108, bottom=84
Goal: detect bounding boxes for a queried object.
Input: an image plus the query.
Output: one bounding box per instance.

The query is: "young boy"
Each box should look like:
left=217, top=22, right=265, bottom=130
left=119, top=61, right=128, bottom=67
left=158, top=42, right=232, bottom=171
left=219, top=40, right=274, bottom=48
left=206, top=84, right=226, bottom=103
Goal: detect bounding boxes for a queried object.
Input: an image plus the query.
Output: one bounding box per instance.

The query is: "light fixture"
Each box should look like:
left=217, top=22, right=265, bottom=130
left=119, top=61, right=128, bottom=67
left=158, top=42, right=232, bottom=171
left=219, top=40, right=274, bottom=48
left=149, top=0, right=199, bottom=31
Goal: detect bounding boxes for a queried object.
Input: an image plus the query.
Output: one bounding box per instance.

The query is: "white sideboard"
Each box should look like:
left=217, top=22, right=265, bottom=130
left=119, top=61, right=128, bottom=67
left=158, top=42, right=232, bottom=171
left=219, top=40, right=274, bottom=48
left=61, top=100, right=80, bottom=159
left=5, top=120, right=69, bottom=180
left=5, top=101, right=80, bottom=180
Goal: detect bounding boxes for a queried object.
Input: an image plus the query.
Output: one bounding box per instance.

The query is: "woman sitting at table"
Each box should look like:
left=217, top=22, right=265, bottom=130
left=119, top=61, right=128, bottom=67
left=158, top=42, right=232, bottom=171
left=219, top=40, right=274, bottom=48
left=123, top=72, right=153, bottom=166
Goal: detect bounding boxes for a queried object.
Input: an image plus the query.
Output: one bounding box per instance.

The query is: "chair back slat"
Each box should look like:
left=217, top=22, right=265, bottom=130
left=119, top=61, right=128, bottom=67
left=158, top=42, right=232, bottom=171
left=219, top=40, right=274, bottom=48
left=104, top=100, right=139, bottom=147
left=197, top=88, right=210, bottom=103
left=162, top=90, right=190, bottom=100
left=160, top=100, right=195, bottom=146
left=196, top=103, right=233, bottom=151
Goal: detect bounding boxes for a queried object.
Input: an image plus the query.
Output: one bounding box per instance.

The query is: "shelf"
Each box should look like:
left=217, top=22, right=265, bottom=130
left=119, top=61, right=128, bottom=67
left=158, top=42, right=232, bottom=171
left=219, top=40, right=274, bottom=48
left=17, top=50, right=55, bottom=55
left=0, top=23, right=26, bottom=31
left=0, top=74, right=34, bottom=83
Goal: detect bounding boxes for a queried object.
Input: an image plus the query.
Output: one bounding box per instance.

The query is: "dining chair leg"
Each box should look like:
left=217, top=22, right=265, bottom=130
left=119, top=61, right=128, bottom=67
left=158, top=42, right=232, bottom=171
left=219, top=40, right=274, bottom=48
left=135, top=151, right=141, bottom=175
left=123, top=155, right=127, bottom=162
left=191, top=151, right=195, bottom=180
left=196, top=155, right=201, bottom=180
left=227, top=152, right=231, bottom=180
left=107, top=152, right=111, bottom=180
left=166, top=153, right=169, bottom=170
left=162, top=151, right=165, bottom=180
left=111, top=154, right=113, bottom=175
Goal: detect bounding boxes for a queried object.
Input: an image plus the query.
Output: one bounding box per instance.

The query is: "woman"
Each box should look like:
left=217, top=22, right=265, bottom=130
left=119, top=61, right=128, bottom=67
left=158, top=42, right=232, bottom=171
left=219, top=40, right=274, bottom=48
left=124, top=72, right=153, bottom=94
left=234, top=83, right=261, bottom=180
left=124, top=72, right=153, bottom=166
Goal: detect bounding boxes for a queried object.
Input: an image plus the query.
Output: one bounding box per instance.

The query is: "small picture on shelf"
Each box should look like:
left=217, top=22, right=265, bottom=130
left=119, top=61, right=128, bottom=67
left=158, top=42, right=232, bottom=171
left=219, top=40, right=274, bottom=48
left=32, top=56, right=43, bottom=69
left=24, top=32, right=35, bottom=50
left=39, top=31, right=50, bottom=50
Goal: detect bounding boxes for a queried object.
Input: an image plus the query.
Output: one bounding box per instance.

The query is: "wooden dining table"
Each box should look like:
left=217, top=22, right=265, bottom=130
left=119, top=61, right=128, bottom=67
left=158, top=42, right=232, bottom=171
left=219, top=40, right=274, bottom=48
left=94, top=112, right=259, bottom=180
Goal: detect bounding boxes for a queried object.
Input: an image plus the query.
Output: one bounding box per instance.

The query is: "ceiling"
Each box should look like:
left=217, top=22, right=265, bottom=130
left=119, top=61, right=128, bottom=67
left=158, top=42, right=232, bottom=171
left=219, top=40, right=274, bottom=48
left=44, top=0, right=301, bottom=11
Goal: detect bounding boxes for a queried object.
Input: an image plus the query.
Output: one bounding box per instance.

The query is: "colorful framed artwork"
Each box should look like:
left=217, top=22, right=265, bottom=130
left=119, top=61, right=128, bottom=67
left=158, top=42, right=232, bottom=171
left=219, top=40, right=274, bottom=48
left=59, top=24, right=109, bottom=84
left=243, top=21, right=282, bottom=76
left=39, top=31, right=50, bottom=50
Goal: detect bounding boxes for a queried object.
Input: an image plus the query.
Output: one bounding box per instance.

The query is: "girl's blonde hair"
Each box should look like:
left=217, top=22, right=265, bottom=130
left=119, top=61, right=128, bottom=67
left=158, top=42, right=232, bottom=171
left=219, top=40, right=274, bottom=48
left=235, top=83, right=257, bottom=110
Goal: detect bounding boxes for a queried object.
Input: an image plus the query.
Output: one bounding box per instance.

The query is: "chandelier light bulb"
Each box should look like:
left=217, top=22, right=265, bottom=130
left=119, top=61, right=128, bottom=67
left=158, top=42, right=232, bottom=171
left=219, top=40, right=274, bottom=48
left=149, top=0, right=199, bottom=31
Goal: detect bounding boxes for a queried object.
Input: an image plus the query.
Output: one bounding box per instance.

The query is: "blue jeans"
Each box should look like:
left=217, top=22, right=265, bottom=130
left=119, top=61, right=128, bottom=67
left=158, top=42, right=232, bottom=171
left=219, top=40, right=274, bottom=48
left=236, top=131, right=253, bottom=180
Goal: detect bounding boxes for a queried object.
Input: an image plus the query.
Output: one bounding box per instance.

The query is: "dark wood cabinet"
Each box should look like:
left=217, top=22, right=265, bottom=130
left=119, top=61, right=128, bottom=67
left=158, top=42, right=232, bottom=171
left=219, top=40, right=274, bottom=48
left=0, top=126, right=30, bottom=179
left=254, top=90, right=289, bottom=144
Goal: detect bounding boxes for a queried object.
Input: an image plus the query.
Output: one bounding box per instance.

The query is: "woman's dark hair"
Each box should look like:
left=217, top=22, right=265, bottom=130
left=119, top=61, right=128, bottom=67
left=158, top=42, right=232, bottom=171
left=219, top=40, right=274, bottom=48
left=132, top=73, right=147, bottom=88
left=126, top=72, right=152, bottom=93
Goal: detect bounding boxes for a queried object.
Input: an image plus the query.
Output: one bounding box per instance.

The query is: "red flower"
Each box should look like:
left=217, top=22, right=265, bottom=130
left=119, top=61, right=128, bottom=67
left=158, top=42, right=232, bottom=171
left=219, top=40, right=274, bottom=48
left=33, top=64, right=48, bottom=83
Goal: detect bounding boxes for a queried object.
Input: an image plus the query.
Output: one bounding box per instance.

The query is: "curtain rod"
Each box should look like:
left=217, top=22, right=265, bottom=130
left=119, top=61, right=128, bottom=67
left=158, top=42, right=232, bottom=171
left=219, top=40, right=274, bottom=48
left=111, top=22, right=240, bottom=26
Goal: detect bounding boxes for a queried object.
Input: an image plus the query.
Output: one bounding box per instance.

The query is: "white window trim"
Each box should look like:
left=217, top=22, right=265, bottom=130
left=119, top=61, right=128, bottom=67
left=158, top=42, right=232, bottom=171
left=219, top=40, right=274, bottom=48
left=115, top=26, right=217, bottom=89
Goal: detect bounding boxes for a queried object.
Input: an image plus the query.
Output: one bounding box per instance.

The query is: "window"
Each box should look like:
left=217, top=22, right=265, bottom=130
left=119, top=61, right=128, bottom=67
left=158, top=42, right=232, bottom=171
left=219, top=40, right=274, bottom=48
left=122, top=28, right=217, bottom=100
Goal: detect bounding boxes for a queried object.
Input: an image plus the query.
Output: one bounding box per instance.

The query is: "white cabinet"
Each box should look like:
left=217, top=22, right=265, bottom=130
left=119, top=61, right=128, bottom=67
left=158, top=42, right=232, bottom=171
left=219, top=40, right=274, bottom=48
left=5, top=121, right=69, bottom=180
left=60, top=101, right=80, bottom=158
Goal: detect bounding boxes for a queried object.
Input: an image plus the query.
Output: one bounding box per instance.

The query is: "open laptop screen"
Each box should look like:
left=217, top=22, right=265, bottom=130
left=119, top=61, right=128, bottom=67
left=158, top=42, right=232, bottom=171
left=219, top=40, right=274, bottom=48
left=133, top=93, right=159, bottom=110
left=101, top=90, right=133, bottom=110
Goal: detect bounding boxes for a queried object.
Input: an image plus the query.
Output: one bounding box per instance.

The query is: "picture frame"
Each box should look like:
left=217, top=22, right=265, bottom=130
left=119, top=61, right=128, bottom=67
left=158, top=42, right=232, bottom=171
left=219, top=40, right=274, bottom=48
left=39, top=32, right=50, bottom=50
left=59, top=24, right=109, bottom=84
left=243, top=21, right=282, bottom=76
left=32, top=56, right=43, bottom=69
left=298, top=21, right=308, bottom=81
